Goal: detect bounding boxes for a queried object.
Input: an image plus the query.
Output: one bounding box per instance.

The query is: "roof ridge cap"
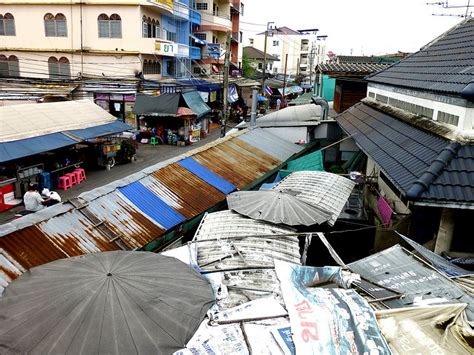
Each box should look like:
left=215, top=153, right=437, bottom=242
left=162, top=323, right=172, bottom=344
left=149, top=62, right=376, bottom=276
left=406, top=142, right=461, bottom=200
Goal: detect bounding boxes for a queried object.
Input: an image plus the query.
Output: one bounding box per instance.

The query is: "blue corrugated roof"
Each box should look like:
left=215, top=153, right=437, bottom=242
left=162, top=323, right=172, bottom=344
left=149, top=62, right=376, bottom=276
left=178, top=157, right=237, bottom=194
left=67, top=121, right=132, bottom=140
left=118, top=182, right=186, bottom=230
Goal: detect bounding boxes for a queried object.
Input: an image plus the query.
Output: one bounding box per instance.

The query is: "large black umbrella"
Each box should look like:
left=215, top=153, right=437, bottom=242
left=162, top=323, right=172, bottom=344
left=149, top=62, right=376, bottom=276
left=227, top=190, right=332, bottom=226
left=0, top=251, right=214, bottom=354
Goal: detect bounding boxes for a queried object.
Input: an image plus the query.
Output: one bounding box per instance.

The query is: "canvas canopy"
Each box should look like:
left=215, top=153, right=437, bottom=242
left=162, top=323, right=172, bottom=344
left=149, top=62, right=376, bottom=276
left=134, top=93, right=182, bottom=117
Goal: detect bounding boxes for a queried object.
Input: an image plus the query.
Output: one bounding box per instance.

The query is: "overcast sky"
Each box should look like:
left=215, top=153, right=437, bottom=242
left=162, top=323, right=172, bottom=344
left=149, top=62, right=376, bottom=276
left=241, top=0, right=468, bottom=55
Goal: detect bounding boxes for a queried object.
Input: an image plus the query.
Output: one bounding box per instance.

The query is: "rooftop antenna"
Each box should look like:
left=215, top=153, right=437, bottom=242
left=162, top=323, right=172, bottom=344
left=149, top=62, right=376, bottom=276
left=427, top=0, right=473, bottom=17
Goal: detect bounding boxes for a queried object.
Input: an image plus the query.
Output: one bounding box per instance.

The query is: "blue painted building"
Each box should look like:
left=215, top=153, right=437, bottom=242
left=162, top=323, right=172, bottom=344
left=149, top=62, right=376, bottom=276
left=161, top=0, right=203, bottom=79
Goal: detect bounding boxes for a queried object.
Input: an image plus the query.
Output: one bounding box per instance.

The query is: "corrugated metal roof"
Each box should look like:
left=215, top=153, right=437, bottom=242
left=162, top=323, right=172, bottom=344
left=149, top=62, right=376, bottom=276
left=274, top=171, right=356, bottom=225
left=178, top=157, right=237, bottom=194
left=119, top=182, right=186, bottom=230
left=194, top=210, right=300, bottom=308
left=83, top=192, right=166, bottom=249
left=0, top=128, right=303, bottom=288
left=0, top=209, right=120, bottom=273
left=147, top=165, right=226, bottom=219
left=237, top=128, right=303, bottom=160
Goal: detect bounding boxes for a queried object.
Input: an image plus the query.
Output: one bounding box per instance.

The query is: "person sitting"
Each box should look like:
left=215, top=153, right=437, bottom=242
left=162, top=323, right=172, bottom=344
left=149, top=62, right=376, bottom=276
left=23, top=183, right=46, bottom=212
left=41, top=188, right=61, bottom=207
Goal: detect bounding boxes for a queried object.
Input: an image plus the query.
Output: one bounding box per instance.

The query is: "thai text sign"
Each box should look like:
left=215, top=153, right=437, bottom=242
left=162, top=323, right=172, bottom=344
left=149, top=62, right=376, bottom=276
left=155, top=41, right=177, bottom=56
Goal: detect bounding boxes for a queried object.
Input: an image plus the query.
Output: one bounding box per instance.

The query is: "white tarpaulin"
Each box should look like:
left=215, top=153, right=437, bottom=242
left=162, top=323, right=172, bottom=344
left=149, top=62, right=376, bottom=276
left=376, top=304, right=474, bottom=354
left=0, top=100, right=117, bottom=142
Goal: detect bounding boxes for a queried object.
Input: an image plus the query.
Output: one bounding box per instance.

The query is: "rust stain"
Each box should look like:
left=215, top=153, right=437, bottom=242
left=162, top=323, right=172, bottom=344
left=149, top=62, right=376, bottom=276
left=192, top=138, right=281, bottom=188
left=0, top=264, right=21, bottom=282
left=151, top=164, right=226, bottom=219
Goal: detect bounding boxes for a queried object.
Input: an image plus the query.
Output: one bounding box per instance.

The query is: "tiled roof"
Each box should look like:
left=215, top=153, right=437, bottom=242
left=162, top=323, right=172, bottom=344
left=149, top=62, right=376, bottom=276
left=367, top=17, right=474, bottom=95
left=336, top=103, right=474, bottom=206
left=243, top=46, right=280, bottom=61
left=317, top=62, right=391, bottom=75
left=337, top=55, right=395, bottom=64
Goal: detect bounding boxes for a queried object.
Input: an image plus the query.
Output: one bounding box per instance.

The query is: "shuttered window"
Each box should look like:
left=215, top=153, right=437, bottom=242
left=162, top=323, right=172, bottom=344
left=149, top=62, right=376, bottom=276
left=98, top=14, right=121, bottom=38
left=44, top=13, right=67, bottom=37
left=143, top=60, right=161, bottom=75
left=48, top=56, right=70, bottom=79
left=0, top=13, right=16, bottom=36
left=0, top=55, right=20, bottom=77
left=142, top=16, right=161, bottom=38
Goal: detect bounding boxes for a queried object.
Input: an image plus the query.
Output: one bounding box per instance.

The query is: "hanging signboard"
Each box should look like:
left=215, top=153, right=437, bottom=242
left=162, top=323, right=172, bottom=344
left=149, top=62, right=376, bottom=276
left=155, top=41, right=177, bottom=57
left=207, top=44, right=222, bottom=59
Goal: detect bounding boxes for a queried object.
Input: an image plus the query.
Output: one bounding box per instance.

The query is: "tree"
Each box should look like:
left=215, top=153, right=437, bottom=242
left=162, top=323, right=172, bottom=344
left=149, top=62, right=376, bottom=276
left=242, top=53, right=257, bottom=78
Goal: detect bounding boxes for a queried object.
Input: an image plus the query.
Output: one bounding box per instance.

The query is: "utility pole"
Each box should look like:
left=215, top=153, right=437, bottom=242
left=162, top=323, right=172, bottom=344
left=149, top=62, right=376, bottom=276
left=261, top=21, right=274, bottom=94
left=221, top=31, right=231, bottom=137
left=309, top=44, right=315, bottom=90
left=282, top=53, right=288, bottom=101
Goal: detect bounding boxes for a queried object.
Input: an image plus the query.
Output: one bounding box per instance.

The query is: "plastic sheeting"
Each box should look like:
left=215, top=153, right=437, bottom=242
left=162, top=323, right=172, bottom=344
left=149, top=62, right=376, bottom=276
left=280, top=150, right=324, bottom=178
left=67, top=121, right=132, bottom=140
left=182, top=91, right=211, bottom=118
left=0, top=132, right=78, bottom=163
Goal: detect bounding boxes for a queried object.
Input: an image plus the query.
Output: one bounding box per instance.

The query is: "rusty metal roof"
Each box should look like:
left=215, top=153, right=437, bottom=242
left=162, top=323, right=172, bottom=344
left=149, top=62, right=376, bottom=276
left=0, top=128, right=302, bottom=290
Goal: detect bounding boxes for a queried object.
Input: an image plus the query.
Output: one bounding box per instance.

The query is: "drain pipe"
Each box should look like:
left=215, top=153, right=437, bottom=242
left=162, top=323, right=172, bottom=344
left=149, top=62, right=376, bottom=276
left=250, top=85, right=259, bottom=127
left=311, top=96, right=329, bottom=120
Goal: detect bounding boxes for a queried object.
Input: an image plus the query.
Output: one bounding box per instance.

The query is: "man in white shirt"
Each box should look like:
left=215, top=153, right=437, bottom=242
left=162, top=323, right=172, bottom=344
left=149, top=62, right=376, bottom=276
left=23, top=183, right=45, bottom=212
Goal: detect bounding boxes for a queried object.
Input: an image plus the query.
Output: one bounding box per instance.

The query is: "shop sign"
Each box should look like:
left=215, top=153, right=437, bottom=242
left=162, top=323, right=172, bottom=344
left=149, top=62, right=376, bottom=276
left=155, top=41, right=177, bottom=56
left=110, top=94, right=124, bottom=101
left=207, top=44, right=221, bottom=59
left=209, top=91, right=217, bottom=102
left=150, top=0, right=173, bottom=11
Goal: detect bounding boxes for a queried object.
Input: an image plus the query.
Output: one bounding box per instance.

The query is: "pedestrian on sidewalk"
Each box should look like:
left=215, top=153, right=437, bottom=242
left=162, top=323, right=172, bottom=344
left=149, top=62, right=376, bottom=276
left=276, top=98, right=281, bottom=111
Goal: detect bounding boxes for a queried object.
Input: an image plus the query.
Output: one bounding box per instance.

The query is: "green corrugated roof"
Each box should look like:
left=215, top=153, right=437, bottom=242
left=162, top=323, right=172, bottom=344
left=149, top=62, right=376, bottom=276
left=182, top=91, right=211, bottom=119
left=280, top=150, right=324, bottom=177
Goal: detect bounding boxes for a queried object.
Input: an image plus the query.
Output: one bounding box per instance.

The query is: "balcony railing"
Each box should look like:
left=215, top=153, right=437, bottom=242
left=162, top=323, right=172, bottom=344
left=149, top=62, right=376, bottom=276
left=190, top=9, right=201, bottom=24
left=190, top=46, right=202, bottom=60
left=174, top=2, right=189, bottom=19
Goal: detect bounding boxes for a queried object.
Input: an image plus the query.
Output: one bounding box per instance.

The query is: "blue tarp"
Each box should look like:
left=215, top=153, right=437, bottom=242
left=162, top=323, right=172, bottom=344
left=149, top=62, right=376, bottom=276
left=182, top=91, right=211, bottom=119
left=178, top=157, right=237, bottom=194
left=67, top=121, right=132, bottom=140
left=119, top=181, right=186, bottom=230
left=257, top=95, right=268, bottom=102
left=0, top=132, right=78, bottom=163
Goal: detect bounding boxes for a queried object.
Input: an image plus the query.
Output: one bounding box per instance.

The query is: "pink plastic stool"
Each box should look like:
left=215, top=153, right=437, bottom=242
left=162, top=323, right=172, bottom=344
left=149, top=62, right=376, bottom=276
left=65, top=172, right=77, bottom=185
left=58, top=176, right=72, bottom=191
left=74, top=168, right=86, bottom=182
left=72, top=170, right=84, bottom=184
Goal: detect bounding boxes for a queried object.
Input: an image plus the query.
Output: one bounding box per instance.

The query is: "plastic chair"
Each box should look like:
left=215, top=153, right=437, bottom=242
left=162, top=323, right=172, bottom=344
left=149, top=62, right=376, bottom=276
left=65, top=172, right=77, bottom=185
left=72, top=170, right=84, bottom=184
left=58, top=176, right=72, bottom=191
left=150, top=137, right=158, bottom=146
left=74, top=168, right=86, bottom=182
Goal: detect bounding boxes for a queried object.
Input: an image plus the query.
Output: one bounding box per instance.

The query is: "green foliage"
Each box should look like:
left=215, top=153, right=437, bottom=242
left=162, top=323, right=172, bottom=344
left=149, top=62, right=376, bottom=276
left=242, top=53, right=256, bottom=78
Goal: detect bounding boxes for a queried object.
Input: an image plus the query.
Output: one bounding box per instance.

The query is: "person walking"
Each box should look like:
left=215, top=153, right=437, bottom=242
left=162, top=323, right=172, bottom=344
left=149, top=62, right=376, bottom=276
left=276, top=98, right=281, bottom=111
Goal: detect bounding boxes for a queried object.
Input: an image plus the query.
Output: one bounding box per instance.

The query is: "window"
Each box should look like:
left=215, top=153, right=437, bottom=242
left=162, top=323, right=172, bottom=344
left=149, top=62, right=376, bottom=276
left=143, top=59, right=161, bottom=75
left=240, top=3, right=244, bottom=16
left=44, top=13, right=67, bottom=37
left=195, top=33, right=206, bottom=41
left=273, top=40, right=279, bottom=46
left=166, top=31, right=177, bottom=42
left=166, top=60, right=175, bottom=76
left=142, top=16, right=161, bottom=38
left=258, top=62, right=263, bottom=70
left=48, top=56, right=70, bottom=79
left=0, top=13, right=16, bottom=36
left=196, top=3, right=208, bottom=10
left=239, top=31, right=242, bottom=43
left=273, top=67, right=278, bottom=73
left=98, top=13, right=121, bottom=38
left=249, top=38, right=254, bottom=45
left=0, top=55, right=19, bottom=77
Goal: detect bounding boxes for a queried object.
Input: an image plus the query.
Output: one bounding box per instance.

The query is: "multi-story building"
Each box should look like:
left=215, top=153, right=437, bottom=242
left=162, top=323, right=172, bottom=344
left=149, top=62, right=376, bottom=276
left=192, top=0, right=243, bottom=76
left=246, top=27, right=327, bottom=83
left=0, top=0, right=201, bottom=81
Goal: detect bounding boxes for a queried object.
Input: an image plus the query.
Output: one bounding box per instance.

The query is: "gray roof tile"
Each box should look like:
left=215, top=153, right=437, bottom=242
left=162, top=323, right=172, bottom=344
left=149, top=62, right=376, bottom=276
left=337, top=103, right=474, bottom=205
left=367, top=18, right=474, bottom=95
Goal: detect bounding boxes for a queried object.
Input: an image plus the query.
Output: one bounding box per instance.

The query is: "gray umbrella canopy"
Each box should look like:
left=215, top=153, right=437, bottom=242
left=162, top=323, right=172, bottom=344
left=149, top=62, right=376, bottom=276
left=227, top=190, right=332, bottom=226
left=0, top=251, right=214, bottom=354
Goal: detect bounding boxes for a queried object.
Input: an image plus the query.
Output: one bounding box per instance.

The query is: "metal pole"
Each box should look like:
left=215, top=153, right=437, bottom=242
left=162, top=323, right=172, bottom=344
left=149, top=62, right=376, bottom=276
left=221, top=32, right=231, bottom=137
left=261, top=21, right=274, bottom=94
left=282, top=53, right=288, bottom=100
left=250, top=85, right=258, bottom=127
left=309, top=45, right=314, bottom=89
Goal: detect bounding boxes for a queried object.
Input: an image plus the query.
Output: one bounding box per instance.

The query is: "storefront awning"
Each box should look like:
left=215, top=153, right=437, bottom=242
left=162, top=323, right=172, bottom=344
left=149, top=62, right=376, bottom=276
left=0, top=132, right=78, bottom=163
left=189, top=34, right=206, bottom=45
left=67, top=121, right=133, bottom=141
left=134, top=93, right=181, bottom=117
left=182, top=91, right=211, bottom=118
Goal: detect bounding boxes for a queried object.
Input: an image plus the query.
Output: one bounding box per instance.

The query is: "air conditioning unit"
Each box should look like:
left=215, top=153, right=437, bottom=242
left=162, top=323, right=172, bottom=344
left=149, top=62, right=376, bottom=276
left=201, top=68, right=208, bottom=75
